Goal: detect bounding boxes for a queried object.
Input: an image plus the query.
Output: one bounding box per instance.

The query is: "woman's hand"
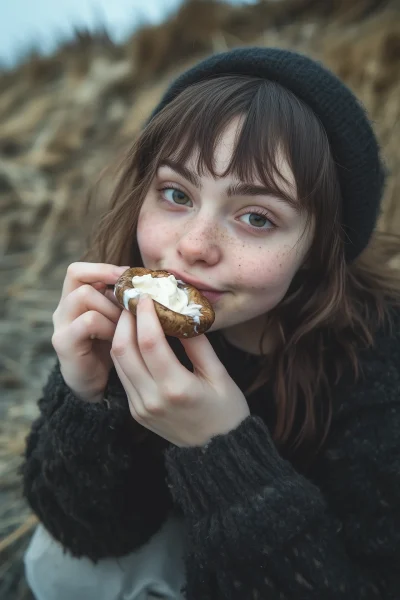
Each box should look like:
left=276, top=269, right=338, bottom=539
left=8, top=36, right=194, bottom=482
left=52, top=262, right=129, bottom=402
left=110, top=295, right=250, bottom=447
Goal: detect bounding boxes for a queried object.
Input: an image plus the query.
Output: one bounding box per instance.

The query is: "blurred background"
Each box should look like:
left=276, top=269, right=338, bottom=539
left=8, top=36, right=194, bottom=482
left=0, top=0, right=399, bottom=598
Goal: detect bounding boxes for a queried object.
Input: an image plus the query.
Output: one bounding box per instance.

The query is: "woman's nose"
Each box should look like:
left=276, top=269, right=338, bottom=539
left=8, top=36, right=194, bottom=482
left=176, top=221, right=221, bottom=265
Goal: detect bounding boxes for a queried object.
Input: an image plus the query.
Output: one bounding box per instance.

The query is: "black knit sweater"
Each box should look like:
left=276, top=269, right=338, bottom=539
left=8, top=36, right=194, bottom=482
left=21, top=308, right=400, bottom=599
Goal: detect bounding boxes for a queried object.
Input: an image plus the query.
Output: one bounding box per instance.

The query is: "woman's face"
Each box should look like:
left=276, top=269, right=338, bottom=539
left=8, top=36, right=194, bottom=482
left=137, top=119, right=313, bottom=353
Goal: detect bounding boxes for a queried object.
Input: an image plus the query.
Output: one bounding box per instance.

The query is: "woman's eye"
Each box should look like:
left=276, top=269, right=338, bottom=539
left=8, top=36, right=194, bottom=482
left=160, top=187, right=191, bottom=206
left=158, top=187, right=276, bottom=232
left=239, top=211, right=275, bottom=230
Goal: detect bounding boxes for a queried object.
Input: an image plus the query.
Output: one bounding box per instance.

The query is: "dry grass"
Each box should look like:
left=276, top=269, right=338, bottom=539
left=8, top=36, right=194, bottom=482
left=0, top=0, right=399, bottom=597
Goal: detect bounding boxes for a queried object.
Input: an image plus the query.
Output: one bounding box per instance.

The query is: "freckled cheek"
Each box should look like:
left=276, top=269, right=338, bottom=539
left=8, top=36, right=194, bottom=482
left=249, top=270, right=289, bottom=294
left=230, top=249, right=295, bottom=292
left=137, top=212, right=175, bottom=260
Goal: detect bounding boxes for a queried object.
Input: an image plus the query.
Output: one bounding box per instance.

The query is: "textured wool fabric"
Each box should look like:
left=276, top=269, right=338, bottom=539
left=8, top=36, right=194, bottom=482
left=21, top=306, right=400, bottom=599
left=149, top=47, right=387, bottom=263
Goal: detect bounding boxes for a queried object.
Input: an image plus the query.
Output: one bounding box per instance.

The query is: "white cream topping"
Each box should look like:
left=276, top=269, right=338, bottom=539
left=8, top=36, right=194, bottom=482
left=121, top=274, right=203, bottom=323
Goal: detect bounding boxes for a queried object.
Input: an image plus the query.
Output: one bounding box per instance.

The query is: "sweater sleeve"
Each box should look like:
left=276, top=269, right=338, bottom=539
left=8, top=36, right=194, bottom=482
left=21, top=360, right=173, bottom=561
left=164, top=324, right=400, bottom=598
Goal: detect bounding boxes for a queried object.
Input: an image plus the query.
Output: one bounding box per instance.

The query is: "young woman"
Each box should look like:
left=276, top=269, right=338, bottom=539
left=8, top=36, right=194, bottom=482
left=22, top=47, right=400, bottom=599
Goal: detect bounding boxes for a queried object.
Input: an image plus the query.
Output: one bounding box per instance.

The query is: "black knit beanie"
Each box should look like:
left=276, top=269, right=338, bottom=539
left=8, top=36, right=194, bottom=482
left=149, top=47, right=387, bottom=263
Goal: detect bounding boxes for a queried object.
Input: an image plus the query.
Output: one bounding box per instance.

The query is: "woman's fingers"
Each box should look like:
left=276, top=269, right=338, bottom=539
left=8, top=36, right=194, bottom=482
left=110, top=309, right=150, bottom=416
left=111, top=309, right=150, bottom=375
left=52, top=312, right=117, bottom=357
left=53, top=284, right=122, bottom=328
left=134, top=295, right=190, bottom=392
left=91, top=281, right=108, bottom=293
left=60, top=262, right=129, bottom=301
left=104, top=288, right=123, bottom=308
left=180, top=334, right=226, bottom=380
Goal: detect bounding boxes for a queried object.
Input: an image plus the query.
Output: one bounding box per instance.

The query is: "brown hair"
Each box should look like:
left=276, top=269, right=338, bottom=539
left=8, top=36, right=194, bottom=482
left=83, top=75, right=400, bottom=467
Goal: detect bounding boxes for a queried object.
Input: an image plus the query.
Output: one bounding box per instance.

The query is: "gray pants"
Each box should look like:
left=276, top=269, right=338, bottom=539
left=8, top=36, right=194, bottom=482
left=24, top=515, right=187, bottom=600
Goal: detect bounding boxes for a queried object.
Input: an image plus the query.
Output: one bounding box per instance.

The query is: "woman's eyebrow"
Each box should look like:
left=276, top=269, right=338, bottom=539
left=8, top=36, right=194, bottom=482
left=159, top=159, right=300, bottom=213
left=159, top=159, right=200, bottom=187
left=227, top=182, right=300, bottom=213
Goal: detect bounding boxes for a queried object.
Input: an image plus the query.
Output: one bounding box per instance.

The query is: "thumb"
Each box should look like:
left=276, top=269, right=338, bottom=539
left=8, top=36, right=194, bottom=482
left=179, top=334, right=225, bottom=379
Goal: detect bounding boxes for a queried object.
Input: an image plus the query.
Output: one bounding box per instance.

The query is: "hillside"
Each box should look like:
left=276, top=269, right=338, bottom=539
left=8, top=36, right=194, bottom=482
left=0, top=0, right=399, bottom=597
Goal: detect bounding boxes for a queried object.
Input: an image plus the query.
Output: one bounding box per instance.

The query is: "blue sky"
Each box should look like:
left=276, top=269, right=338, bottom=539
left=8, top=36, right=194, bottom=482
left=0, top=0, right=257, bottom=68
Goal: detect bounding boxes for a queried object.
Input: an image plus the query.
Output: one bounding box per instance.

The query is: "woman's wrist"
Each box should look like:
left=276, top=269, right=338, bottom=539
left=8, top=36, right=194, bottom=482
left=70, top=388, right=107, bottom=404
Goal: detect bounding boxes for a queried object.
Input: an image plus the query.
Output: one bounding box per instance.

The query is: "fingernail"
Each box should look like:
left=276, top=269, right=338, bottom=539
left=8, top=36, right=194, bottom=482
left=139, top=293, right=150, bottom=304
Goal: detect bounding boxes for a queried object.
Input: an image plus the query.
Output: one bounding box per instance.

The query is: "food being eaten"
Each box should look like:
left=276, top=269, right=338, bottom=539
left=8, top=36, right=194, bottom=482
left=114, top=267, right=215, bottom=338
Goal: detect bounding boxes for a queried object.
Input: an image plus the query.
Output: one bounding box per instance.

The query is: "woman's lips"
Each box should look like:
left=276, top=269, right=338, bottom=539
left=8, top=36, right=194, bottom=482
left=164, top=268, right=226, bottom=303
left=200, top=290, right=225, bottom=303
